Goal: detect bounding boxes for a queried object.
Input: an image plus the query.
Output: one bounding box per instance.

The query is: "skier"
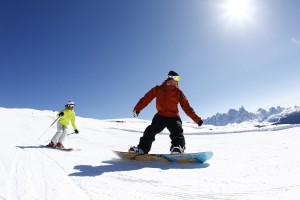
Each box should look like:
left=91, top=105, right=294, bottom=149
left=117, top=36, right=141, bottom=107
left=47, top=101, right=79, bottom=148
left=129, top=71, right=203, bottom=154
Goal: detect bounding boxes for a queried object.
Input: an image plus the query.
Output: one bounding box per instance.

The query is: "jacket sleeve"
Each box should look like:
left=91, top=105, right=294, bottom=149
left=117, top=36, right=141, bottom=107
left=179, top=92, right=202, bottom=123
left=71, top=112, right=77, bottom=130
left=134, top=86, right=158, bottom=112
left=56, top=109, right=64, bottom=117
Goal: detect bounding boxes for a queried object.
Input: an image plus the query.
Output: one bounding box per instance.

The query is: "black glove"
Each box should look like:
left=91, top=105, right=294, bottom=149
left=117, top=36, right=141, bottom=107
left=198, top=119, right=203, bottom=127
left=133, top=110, right=140, bottom=118
left=58, top=112, right=64, bottom=117
left=74, top=129, right=79, bottom=134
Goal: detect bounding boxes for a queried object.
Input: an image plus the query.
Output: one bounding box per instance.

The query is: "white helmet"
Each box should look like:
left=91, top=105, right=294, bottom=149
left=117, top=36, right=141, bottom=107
left=65, top=101, right=75, bottom=108
left=67, top=101, right=75, bottom=105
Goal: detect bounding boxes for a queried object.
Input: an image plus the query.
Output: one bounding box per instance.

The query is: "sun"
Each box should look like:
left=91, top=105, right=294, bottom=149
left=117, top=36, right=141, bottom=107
left=219, top=0, right=256, bottom=25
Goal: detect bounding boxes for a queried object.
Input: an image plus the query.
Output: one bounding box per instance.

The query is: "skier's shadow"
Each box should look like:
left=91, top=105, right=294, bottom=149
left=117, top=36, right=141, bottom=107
left=16, top=145, right=45, bottom=149
left=69, top=159, right=210, bottom=177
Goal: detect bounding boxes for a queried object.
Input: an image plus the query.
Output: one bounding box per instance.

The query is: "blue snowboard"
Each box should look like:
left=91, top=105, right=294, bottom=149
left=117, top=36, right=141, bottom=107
left=113, top=150, right=213, bottom=164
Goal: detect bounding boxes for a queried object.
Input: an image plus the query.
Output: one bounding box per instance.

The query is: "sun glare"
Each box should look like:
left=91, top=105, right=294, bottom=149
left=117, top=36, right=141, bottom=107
left=220, top=0, right=256, bottom=25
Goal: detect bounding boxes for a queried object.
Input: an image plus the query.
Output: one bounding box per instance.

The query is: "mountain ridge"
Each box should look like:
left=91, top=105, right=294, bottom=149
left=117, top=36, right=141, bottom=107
left=204, top=105, right=300, bottom=126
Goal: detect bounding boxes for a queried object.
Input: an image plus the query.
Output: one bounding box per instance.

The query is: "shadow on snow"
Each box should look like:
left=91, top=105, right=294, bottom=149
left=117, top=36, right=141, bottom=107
left=69, top=159, right=210, bottom=177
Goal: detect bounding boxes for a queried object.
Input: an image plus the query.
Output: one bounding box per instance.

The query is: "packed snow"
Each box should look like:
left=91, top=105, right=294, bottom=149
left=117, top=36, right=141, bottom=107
left=1, top=107, right=300, bottom=200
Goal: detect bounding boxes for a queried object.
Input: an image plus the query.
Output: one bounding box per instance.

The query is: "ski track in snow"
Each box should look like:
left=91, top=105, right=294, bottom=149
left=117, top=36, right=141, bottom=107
left=0, top=108, right=300, bottom=200
left=2, top=146, right=91, bottom=200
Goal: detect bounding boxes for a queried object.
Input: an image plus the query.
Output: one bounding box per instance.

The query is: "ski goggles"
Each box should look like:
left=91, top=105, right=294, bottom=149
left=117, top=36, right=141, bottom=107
left=67, top=104, right=75, bottom=108
left=168, top=75, right=181, bottom=82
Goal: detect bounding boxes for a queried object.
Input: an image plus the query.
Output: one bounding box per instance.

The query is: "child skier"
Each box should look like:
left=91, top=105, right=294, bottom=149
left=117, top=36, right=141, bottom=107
left=47, top=101, right=79, bottom=148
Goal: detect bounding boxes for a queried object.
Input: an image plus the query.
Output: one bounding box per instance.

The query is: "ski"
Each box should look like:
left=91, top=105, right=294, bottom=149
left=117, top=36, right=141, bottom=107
left=41, top=145, right=81, bottom=151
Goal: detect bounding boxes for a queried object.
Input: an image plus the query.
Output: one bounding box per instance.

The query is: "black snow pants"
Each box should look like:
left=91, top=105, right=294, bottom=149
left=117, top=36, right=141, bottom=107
left=137, top=114, right=185, bottom=154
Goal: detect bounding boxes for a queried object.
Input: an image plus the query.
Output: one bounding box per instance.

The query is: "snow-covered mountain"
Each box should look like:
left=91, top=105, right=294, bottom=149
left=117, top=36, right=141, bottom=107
left=204, top=106, right=300, bottom=126
left=267, top=106, right=300, bottom=124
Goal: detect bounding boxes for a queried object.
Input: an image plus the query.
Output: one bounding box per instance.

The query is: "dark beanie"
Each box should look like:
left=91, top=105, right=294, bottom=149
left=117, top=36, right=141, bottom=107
left=168, top=70, right=179, bottom=76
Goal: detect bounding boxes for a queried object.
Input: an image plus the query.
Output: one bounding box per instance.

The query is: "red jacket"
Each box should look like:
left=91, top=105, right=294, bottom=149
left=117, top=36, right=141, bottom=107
left=134, top=81, right=202, bottom=123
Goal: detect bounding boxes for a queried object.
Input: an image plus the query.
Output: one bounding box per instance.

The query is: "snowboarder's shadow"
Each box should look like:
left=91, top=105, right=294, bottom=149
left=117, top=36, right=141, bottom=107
left=69, top=159, right=210, bottom=177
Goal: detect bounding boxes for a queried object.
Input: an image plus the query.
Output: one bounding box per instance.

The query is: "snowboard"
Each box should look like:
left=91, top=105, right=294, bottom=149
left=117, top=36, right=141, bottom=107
left=113, top=150, right=213, bottom=164
left=42, top=145, right=80, bottom=152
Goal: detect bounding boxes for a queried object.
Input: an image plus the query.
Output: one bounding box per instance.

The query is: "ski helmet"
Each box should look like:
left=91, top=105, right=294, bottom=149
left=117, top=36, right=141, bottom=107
left=65, top=101, right=75, bottom=108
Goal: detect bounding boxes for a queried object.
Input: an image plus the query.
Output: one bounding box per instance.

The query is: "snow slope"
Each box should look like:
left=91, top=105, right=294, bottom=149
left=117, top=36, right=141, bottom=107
left=0, top=107, right=300, bottom=200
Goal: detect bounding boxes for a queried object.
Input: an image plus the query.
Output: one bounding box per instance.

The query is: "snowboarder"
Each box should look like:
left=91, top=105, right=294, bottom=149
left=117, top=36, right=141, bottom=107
left=47, top=101, right=79, bottom=148
left=129, top=71, right=203, bottom=154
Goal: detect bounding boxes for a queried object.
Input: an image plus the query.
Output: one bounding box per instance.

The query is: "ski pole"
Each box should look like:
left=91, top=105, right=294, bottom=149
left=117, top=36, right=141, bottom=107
left=67, top=132, right=77, bottom=136
left=37, top=116, right=60, bottom=141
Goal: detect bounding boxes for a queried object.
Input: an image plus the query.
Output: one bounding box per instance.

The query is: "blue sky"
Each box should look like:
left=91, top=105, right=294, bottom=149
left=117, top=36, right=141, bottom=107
left=1, top=0, right=300, bottom=121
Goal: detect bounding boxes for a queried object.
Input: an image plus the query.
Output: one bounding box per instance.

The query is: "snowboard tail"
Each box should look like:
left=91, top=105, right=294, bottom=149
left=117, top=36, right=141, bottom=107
left=113, top=151, right=213, bottom=163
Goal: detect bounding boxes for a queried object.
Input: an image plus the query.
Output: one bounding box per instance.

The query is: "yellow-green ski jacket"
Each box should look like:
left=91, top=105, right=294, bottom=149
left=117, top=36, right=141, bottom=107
left=57, top=109, right=77, bottom=130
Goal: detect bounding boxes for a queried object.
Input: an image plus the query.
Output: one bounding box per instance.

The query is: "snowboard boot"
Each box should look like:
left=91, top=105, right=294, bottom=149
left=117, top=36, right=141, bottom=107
left=128, top=146, right=144, bottom=154
left=170, top=145, right=185, bottom=154
left=46, top=141, right=56, bottom=148
left=56, top=142, right=64, bottom=149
